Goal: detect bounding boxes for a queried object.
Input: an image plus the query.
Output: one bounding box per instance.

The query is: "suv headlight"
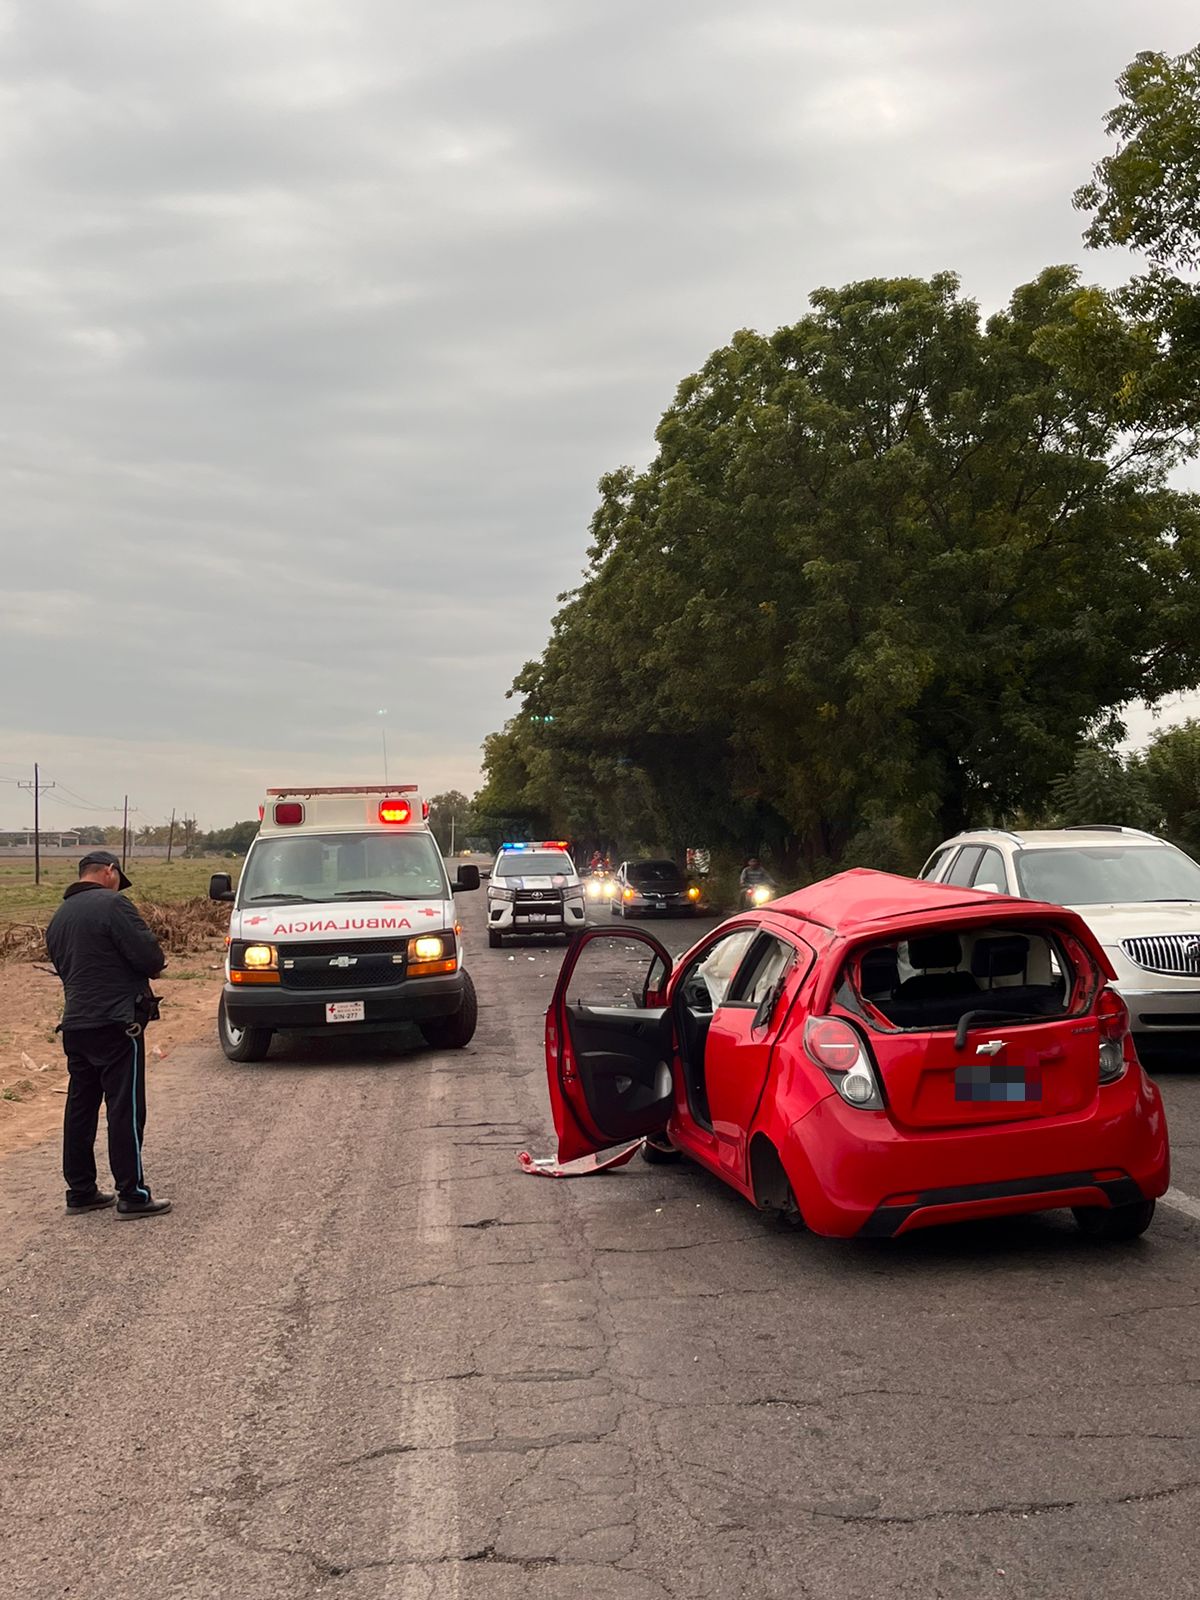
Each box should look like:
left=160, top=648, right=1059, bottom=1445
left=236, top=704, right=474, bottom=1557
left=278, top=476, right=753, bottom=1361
left=490, top=885, right=515, bottom=902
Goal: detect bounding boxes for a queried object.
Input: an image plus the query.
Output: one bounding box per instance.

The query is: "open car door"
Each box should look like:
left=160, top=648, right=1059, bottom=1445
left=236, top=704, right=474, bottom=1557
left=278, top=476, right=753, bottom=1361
left=545, top=928, right=676, bottom=1163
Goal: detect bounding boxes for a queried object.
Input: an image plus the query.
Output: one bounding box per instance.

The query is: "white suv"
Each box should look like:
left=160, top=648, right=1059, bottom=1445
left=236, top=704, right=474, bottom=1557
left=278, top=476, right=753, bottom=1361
left=921, top=826, right=1200, bottom=1056
left=485, top=842, right=587, bottom=947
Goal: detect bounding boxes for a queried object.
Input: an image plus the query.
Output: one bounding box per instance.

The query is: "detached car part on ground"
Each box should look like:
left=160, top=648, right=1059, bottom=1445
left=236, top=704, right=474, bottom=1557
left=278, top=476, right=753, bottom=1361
left=536, top=869, right=1169, bottom=1241
left=211, top=786, right=480, bottom=1062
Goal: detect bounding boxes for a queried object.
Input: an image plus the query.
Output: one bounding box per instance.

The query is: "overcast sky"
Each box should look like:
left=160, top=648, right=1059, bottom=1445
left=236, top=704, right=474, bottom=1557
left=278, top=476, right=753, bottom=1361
left=1, top=0, right=1197, bottom=831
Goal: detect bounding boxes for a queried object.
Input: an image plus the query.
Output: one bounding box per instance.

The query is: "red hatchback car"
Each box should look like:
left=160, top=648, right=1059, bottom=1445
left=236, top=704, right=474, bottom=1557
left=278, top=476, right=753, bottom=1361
left=540, top=870, right=1170, bottom=1239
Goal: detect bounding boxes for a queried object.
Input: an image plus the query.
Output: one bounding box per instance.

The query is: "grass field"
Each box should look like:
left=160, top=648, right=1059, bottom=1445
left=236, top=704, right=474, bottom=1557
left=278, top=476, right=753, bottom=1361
left=0, top=856, right=244, bottom=925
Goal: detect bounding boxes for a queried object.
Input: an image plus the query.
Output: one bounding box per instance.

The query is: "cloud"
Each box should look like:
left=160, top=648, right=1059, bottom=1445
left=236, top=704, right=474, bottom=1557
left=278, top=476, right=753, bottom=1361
left=1, top=0, right=1197, bottom=825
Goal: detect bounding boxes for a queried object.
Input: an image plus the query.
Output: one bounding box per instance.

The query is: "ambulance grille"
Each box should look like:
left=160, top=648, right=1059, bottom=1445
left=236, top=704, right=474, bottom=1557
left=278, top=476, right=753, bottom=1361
left=276, top=938, right=409, bottom=991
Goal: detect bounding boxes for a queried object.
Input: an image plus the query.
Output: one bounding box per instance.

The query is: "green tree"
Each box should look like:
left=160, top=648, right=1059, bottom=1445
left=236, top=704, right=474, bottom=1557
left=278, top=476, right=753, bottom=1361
left=1141, top=719, right=1200, bottom=854
left=1073, top=44, right=1200, bottom=431
left=426, top=790, right=475, bottom=854
left=1050, top=745, right=1156, bottom=829
left=201, top=820, right=259, bottom=855
left=486, top=272, right=1200, bottom=866
left=1075, top=45, right=1200, bottom=268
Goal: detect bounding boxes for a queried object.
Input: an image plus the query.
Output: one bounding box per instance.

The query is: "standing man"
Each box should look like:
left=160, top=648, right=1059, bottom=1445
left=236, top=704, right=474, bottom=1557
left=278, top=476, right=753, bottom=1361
left=45, top=850, right=171, bottom=1218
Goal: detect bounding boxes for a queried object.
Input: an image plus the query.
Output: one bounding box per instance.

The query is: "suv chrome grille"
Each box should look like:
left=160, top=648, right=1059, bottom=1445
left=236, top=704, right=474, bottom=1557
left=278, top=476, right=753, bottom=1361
left=1121, top=934, right=1200, bottom=976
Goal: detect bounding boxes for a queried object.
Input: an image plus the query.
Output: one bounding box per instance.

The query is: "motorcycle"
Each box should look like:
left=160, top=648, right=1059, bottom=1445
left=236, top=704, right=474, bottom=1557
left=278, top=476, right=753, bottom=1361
left=585, top=870, right=617, bottom=903
left=740, top=880, right=776, bottom=910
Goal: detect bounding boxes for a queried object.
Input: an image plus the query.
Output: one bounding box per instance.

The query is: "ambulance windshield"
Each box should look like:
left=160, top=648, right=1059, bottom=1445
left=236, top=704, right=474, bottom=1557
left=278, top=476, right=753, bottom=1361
left=240, top=831, right=448, bottom=904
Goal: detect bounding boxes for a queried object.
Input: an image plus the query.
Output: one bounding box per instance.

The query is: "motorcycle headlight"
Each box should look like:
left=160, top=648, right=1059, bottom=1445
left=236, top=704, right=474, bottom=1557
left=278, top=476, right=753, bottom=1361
left=751, top=885, right=773, bottom=905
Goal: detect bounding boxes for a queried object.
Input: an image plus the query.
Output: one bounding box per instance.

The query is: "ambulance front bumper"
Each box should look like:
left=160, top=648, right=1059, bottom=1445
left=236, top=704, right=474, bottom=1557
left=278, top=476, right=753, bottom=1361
left=224, top=972, right=464, bottom=1032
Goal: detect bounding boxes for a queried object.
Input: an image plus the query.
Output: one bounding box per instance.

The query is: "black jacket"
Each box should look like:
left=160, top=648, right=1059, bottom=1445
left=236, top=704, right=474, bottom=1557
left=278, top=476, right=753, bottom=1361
left=46, top=883, right=166, bottom=1030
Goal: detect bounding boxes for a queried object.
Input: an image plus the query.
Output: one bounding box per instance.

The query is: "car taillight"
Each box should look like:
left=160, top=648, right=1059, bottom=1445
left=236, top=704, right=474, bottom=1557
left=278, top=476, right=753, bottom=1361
left=1097, top=986, right=1130, bottom=1084
left=803, top=1016, right=884, bottom=1110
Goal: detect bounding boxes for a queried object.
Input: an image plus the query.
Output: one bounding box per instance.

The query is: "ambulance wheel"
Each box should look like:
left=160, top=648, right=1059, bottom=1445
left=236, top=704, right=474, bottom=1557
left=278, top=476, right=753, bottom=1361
left=420, top=971, right=478, bottom=1049
left=488, top=930, right=503, bottom=948
left=1072, top=1199, right=1155, bottom=1241
left=218, top=997, right=272, bottom=1063
left=641, top=1136, right=681, bottom=1165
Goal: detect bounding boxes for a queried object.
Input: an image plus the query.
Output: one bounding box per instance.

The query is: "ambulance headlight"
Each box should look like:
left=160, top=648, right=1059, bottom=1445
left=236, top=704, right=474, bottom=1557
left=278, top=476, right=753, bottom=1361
left=243, top=944, right=277, bottom=969
left=412, top=936, right=445, bottom=961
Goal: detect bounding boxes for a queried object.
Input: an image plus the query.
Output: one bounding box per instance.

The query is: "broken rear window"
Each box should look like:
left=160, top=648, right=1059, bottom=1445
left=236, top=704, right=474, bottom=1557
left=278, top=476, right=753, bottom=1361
left=838, top=924, right=1096, bottom=1032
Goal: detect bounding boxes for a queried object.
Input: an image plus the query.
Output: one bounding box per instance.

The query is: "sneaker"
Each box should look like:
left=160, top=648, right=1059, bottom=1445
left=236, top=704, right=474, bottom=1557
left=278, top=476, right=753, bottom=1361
left=116, top=1196, right=173, bottom=1220
left=66, top=1189, right=116, bottom=1213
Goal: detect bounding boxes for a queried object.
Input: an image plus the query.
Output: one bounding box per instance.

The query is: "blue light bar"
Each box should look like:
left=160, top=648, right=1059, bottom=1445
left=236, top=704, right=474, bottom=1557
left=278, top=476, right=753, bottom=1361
left=500, top=842, right=528, bottom=851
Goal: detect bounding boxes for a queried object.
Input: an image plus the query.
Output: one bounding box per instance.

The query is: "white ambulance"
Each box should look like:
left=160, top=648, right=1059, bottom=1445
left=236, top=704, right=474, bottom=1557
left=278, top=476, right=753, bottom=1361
left=209, top=785, right=480, bottom=1061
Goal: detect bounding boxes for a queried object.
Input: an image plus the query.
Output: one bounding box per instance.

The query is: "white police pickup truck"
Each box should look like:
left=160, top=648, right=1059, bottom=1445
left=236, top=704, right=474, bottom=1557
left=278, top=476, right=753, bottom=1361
left=485, top=841, right=587, bottom=947
left=209, top=785, right=480, bottom=1061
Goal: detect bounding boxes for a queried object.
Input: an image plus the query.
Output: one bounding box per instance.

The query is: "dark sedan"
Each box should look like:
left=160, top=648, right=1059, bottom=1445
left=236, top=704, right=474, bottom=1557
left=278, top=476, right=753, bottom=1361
left=612, top=859, right=703, bottom=917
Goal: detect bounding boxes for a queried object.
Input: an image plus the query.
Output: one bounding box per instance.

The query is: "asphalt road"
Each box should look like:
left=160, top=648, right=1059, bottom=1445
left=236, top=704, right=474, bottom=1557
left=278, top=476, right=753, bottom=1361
left=3, top=894, right=1200, bottom=1599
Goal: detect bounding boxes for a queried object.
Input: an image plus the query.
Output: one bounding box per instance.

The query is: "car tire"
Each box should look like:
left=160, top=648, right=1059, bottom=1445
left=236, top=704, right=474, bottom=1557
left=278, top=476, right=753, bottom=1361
left=419, top=971, right=478, bottom=1049
left=488, top=930, right=502, bottom=948
left=1072, top=1199, right=1156, bottom=1241
left=218, top=996, right=272, bottom=1063
left=641, top=1136, right=681, bottom=1165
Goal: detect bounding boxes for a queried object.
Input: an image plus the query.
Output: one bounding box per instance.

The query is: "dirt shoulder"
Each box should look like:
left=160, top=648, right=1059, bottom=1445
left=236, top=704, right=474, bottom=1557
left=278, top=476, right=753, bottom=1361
left=0, top=939, right=226, bottom=1160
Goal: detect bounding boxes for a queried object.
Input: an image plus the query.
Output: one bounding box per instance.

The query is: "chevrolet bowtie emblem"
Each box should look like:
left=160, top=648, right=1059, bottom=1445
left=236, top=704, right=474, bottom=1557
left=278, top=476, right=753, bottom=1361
left=975, top=1040, right=1005, bottom=1056
left=329, top=955, right=357, bottom=968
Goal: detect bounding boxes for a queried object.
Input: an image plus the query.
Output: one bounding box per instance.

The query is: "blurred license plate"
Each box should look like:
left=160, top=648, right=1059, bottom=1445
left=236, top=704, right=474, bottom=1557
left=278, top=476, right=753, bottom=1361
left=955, top=1065, right=1039, bottom=1103
left=326, top=1001, right=365, bottom=1024
left=522, top=913, right=550, bottom=922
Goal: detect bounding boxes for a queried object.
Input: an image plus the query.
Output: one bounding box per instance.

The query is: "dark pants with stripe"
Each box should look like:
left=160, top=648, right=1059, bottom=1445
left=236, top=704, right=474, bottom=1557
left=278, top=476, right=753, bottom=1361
left=62, top=1023, right=151, bottom=1203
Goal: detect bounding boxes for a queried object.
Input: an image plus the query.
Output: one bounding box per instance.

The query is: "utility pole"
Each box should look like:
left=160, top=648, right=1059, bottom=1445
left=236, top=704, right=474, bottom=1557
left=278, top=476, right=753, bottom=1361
left=17, top=764, right=55, bottom=885
left=378, top=709, right=389, bottom=785
left=122, top=795, right=129, bottom=873
left=166, top=808, right=176, bottom=864
left=450, top=811, right=456, bottom=857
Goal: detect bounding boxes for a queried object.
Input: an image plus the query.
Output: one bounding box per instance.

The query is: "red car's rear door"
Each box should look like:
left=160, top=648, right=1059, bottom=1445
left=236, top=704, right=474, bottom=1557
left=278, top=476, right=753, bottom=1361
left=545, top=928, right=675, bottom=1163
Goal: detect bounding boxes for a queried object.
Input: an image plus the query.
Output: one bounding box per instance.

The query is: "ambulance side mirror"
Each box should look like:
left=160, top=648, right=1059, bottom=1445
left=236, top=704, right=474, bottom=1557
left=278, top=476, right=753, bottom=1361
left=454, top=865, right=481, bottom=893
left=209, top=873, right=235, bottom=902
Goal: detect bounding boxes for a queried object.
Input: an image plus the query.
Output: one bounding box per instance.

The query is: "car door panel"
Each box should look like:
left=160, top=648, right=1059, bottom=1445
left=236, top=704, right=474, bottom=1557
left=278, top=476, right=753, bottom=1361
left=704, top=934, right=815, bottom=1178
left=546, top=928, right=676, bottom=1162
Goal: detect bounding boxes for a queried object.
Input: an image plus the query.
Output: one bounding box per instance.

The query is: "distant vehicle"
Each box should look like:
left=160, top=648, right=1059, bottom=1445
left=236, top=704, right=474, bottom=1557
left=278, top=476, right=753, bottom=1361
left=585, top=868, right=617, bottom=904
left=486, top=842, right=586, bottom=948
left=209, top=786, right=480, bottom=1062
left=538, top=870, right=1168, bottom=1240
left=921, top=826, right=1200, bottom=1057
left=612, top=859, right=703, bottom=918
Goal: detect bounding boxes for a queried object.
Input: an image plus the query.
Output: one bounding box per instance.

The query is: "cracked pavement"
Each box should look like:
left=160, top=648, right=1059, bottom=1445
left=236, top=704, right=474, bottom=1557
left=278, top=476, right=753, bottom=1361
left=2, top=898, right=1200, bottom=1599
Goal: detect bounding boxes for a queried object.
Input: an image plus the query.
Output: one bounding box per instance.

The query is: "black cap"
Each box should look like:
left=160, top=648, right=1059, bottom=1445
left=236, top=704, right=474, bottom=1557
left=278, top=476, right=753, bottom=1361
left=79, top=850, right=132, bottom=891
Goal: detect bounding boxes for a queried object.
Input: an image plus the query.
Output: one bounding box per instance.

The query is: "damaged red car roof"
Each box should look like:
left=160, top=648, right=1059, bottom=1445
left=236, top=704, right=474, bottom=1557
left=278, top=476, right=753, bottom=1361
left=769, top=867, right=1034, bottom=934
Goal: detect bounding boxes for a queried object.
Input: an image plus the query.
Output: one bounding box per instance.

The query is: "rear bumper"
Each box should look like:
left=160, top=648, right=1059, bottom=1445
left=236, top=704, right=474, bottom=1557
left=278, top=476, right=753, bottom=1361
left=781, top=1069, right=1170, bottom=1238
left=224, top=973, right=463, bottom=1031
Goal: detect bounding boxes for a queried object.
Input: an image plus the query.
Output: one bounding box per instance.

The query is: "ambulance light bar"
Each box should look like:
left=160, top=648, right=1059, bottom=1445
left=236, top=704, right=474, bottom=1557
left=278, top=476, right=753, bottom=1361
left=266, top=785, right=419, bottom=796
